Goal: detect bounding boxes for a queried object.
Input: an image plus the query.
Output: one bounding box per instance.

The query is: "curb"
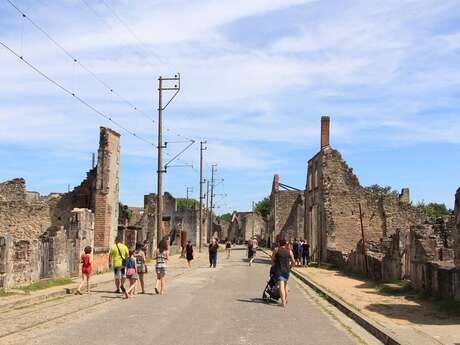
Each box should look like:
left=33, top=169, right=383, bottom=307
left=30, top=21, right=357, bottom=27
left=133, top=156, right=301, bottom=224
left=260, top=248, right=404, bottom=345
left=0, top=280, right=110, bottom=312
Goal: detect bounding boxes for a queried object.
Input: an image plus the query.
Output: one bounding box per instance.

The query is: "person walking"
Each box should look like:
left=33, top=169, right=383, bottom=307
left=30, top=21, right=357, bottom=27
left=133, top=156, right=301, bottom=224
left=185, top=240, right=194, bottom=268
left=154, top=239, right=169, bottom=295
left=125, top=249, right=139, bottom=298
left=208, top=238, right=219, bottom=268
left=134, top=242, right=147, bottom=294
left=249, top=237, right=258, bottom=266
left=75, top=246, right=92, bottom=295
left=225, top=238, right=231, bottom=259
left=109, top=237, right=129, bottom=294
left=271, top=238, right=295, bottom=307
left=292, top=238, right=299, bottom=267
left=298, top=239, right=304, bottom=266
left=302, top=240, right=310, bottom=266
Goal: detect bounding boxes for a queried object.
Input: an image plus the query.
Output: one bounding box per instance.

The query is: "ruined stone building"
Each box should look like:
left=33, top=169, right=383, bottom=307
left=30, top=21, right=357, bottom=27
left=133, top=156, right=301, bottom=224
left=139, top=192, right=210, bottom=255
left=266, top=174, right=304, bottom=246
left=304, top=116, right=425, bottom=279
left=0, top=127, right=120, bottom=289
left=228, top=211, right=266, bottom=244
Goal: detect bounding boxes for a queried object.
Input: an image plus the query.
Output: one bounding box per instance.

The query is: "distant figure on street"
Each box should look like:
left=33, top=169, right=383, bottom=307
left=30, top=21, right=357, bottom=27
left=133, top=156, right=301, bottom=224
left=208, top=238, right=219, bottom=268
left=154, top=239, right=169, bottom=295
left=186, top=240, right=194, bottom=268
left=302, top=240, right=310, bottom=266
left=225, top=238, right=232, bottom=259
left=135, top=242, right=147, bottom=294
left=292, top=238, right=300, bottom=266
left=75, top=245, right=92, bottom=295
left=249, top=237, right=258, bottom=266
left=109, top=237, right=129, bottom=294
left=298, top=239, right=304, bottom=266
left=124, top=249, right=139, bottom=298
left=271, top=238, right=295, bottom=307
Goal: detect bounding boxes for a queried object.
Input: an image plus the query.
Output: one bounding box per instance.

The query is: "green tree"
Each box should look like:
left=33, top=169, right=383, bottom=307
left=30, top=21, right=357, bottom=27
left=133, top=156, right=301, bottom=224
left=176, top=198, right=196, bottom=209
left=218, top=213, right=233, bottom=223
left=415, top=201, right=449, bottom=220
left=255, top=197, right=271, bottom=219
left=365, top=184, right=399, bottom=197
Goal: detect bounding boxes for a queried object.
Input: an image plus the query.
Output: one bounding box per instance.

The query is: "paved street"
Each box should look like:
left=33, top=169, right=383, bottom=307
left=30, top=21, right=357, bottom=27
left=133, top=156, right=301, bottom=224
left=2, top=248, right=363, bottom=345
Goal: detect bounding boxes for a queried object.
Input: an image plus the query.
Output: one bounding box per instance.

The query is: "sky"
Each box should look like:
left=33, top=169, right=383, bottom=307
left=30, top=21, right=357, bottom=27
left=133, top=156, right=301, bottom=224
left=0, top=0, right=459, bottom=213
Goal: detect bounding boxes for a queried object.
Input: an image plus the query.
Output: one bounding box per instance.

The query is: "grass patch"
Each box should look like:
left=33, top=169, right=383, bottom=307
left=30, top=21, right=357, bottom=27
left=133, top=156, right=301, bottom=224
left=0, top=289, right=18, bottom=298
left=377, top=281, right=414, bottom=296
left=19, top=277, right=74, bottom=293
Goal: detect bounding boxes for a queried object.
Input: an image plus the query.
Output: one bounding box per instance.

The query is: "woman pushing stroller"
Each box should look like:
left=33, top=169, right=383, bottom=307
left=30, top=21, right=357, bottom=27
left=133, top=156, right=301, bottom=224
left=271, top=238, right=295, bottom=307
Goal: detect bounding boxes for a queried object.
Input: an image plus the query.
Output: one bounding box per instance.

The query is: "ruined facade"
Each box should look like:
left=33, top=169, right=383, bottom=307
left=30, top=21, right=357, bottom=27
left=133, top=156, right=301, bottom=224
left=305, top=116, right=424, bottom=264
left=0, top=127, right=120, bottom=288
left=140, top=193, right=207, bottom=255
left=228, top=211, right=266, bottom=244
left=267, top=175, right=304, bottom=246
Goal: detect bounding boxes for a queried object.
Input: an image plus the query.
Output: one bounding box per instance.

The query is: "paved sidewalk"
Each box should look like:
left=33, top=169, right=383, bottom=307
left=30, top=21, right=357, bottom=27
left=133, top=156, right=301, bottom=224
left=297, top=266, right=460, bottom=345
left=0, top=252, right=201, bottom=312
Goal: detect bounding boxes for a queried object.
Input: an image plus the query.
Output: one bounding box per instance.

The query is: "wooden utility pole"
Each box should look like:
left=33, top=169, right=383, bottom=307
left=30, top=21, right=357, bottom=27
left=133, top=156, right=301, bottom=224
left=156, top=76, right=164, bottom=248
left=209, top=164, right=216, bottom=242
left=156, top=74, right=180, bottom=248
left=358, top=202, right=368, bottom=274
left=199, top=141, right=207, bottom=252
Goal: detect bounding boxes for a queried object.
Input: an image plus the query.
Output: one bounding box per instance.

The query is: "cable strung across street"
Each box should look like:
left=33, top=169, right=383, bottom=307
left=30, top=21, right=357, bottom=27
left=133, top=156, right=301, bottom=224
left=0, top=40, right=155, bottom=147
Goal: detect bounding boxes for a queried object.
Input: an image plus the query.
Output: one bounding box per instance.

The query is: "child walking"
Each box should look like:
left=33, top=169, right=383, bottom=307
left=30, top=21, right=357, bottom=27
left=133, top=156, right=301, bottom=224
left=124, top=249, right=139, bottom=299
left=75, top=246, right=92, bottom=295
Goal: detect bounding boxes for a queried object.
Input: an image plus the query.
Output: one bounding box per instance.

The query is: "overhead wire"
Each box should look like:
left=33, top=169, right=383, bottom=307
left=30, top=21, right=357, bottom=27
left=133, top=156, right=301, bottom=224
left=79, top=0, right=194, bottom=162
left=5, top=0, right=155, bottom=123
left=0, top=40, right=155, bottom=147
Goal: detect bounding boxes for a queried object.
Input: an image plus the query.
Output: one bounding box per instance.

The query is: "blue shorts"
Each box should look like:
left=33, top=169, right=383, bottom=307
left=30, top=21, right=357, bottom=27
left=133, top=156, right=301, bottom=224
left=113, top=266, right=126, bottom=279
left=276, top=272, right=289, bottom=282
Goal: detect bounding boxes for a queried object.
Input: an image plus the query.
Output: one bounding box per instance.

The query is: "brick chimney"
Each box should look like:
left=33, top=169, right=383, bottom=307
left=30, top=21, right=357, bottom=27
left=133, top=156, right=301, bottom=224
left=272, top=174, right=279, bottom=193
left=321, top=115, right=330, bottom=149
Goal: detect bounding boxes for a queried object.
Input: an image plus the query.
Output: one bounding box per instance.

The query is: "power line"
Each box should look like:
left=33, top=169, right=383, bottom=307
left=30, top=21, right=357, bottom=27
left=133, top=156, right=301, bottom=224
left=80, top=0, right=194, bottom=148
left=0, top=40, right=155, bottom=146
left=5, top=0, right=155, bottom=123
left=101, top=0, right=166, bottom=67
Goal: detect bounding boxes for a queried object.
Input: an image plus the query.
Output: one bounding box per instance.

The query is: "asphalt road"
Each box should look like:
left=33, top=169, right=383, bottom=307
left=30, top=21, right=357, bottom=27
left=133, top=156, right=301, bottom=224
left=5, top=247, right=361, bottom=345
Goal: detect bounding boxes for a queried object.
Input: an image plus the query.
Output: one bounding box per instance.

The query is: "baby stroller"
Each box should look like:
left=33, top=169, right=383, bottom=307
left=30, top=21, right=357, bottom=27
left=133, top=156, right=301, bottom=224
left=262, top=265, right=280, bottom=302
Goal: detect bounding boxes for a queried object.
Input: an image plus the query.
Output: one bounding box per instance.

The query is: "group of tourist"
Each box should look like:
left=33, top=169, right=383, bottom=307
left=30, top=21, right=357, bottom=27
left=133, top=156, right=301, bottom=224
left=292, top=238, right=310, bottom=267
left=75, top=236, right=170, bottom=298
left=74, top=234, right=303, bottom=308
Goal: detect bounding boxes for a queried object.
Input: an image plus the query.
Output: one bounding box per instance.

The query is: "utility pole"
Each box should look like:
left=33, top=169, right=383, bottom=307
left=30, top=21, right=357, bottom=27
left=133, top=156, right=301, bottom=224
left=156, top=74, right=180, bottom=249
left=206, top=180, right=210, bottom=211
left=208, top=164, right=217, bottom=242
left=199, top=141, right=207, bottom=252
left=186, top=187, right=193, bottom=201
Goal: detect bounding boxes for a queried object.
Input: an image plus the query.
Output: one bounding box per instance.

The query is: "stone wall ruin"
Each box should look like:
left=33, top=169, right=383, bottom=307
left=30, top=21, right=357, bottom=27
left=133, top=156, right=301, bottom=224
left=0, top=127, right=119, bottom=289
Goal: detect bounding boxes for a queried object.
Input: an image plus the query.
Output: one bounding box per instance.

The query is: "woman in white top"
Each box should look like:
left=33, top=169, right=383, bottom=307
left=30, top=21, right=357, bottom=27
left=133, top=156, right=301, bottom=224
left=154, top=239, right=169, bottom=295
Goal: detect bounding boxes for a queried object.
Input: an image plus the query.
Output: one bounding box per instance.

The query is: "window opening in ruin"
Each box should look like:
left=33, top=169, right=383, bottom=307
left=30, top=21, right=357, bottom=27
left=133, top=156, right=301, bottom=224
left=314, top=169, right=318, bottom=189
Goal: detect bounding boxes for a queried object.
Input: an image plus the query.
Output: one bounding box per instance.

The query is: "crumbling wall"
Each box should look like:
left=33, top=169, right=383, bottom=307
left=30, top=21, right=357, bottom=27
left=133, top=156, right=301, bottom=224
left=306, top=146, right=424, bottom=262
left=268, top=174, right=304, bottom=243
left=408, top=224, right=458, bottom=299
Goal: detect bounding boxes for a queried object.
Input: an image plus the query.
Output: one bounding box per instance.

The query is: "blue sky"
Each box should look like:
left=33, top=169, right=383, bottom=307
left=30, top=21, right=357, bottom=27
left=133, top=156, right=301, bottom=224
left=0, top=0, right=459, bottom=213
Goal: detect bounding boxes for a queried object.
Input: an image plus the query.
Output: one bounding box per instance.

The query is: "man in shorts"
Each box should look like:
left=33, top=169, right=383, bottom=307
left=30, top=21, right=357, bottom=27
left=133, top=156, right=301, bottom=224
left=109, top=237, right=129, bottom=293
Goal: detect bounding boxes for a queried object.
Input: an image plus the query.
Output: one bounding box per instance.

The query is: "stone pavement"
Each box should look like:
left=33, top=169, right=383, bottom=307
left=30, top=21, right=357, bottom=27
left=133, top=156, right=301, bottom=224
left=297, top=265, right=460, bottom=345
left=0, top=247, right=378, bottom=345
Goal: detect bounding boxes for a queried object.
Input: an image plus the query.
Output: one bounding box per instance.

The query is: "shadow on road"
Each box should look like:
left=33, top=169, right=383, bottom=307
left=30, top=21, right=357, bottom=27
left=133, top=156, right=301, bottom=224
left=236, top=298, right=276, bottom=305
